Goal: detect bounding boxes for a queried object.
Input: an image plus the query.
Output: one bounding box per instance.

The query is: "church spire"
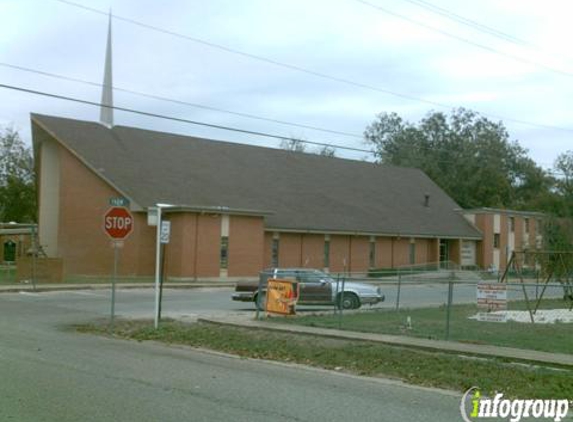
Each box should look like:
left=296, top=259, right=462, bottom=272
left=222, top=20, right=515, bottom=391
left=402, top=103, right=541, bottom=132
left=100, top=11, right=113, bottom=127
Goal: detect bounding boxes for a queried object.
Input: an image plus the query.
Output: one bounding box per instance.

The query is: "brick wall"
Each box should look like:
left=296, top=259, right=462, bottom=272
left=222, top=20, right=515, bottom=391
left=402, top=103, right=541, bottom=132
left=349, top=236, right=369, bottom=272
left=57, top=141, right=154, bottom=277
left=278, top=233, right=302, bottom=268
left=375, top=238, right=393, bottom=268
left=500, top=214, right=508, bottom=270
left=263, top=232, right=273, bottom=268
left=228, top=216, right=264, bottom=277
left=194, top=214, right=221, bottom=277
left=329, top=235, right=350, bottom=272
left=163, top=213, right=189, bottom=277
left=392, top=238, right=410, bottom=267
left=416, top=239, right=429, bottom=264
left=427, top=239, right=439, bottom=265
left=474, top=214, right=493, bottom=268
left=301, top=234, right=324, bottom=269
left=449, top=239, right=461, bottom=265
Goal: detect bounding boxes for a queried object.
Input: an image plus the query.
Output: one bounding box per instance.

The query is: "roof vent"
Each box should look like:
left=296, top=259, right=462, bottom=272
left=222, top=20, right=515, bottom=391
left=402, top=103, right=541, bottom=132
left=424, top=193, right=430, bottom=207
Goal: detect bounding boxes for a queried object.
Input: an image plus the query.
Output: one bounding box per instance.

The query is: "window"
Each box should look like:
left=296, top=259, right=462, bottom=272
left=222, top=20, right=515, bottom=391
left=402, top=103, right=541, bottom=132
left=3, top=240, right=16, bottom=262
left=369, top=238, right=376, bottom=268
left=271, top=238, right=279, bottom=268
left=409, top=240, right=416, bottom=265
left=368, top=237, right=376, bottom=268
left=494, top=233, right=500, bottom=249
left=509, top=217, right=515, bottom=232
left=220, top=236, right=229, bottom=269
left=324, top=240, right=330, bottom=268
left=524, top=218, right=530, bottom=233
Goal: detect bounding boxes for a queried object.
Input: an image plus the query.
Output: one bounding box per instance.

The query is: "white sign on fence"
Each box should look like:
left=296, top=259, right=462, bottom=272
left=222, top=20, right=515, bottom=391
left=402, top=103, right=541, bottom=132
left=477, top=283, right=507, bottom=322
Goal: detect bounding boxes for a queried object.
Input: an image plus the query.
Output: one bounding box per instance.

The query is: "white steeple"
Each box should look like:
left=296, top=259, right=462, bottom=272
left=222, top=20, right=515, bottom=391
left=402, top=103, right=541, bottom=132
left=100, top=11, right=113, bottom=127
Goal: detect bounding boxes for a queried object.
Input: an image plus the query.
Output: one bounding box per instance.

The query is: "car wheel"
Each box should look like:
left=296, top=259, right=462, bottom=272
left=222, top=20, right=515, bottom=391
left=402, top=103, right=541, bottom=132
left=254, top=291, right=267, bottom=311
left=337, top=292, right=360, bottom=310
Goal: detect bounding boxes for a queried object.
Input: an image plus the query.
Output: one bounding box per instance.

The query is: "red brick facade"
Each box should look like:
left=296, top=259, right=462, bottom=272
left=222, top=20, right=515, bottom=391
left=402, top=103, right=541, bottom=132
left=38, top=128, right=546, bottom=280
left=466, top=211, right=543, bottom=271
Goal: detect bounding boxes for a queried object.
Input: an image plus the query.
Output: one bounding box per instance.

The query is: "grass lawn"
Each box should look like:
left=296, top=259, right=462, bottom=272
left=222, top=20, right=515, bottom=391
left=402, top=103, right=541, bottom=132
left=273, top=299, right=573, bottom=355
left=76, top=319, right=573, bottom=399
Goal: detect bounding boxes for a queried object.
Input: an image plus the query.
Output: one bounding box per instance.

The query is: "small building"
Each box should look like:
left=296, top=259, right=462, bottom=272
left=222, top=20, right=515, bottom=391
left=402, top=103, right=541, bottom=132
left=32, top=113, right=484, bottom=280
left=0, top=224, right=33, bottom=264
left=463, top=208, right=544, bottom=271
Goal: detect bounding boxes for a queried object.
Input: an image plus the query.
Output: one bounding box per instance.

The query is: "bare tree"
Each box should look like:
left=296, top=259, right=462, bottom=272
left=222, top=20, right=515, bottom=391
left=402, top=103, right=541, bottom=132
left=280, top=137, right=307, bottom=153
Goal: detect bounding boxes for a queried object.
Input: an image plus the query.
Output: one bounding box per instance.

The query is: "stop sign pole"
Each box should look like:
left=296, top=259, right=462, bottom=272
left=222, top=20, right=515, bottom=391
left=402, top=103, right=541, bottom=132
left=103, top=204, right=134, bottom=330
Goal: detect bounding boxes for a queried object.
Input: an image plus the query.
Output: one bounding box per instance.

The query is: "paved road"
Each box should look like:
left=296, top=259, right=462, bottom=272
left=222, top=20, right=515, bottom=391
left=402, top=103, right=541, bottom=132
left=1, top=282, right=565, bottom=421
left=0, top=289, right=467, bottom=422
left=1, top=281, right=561, bottom=319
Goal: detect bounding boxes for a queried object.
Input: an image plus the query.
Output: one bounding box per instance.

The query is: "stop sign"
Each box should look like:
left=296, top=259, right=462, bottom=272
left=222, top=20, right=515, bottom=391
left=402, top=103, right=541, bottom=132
left=103, top=206, right=134, bottom=239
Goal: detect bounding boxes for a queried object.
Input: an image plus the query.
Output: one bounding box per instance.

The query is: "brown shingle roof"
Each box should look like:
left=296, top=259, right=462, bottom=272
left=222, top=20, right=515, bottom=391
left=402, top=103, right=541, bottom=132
left=32, top=113, right=482, bottom=239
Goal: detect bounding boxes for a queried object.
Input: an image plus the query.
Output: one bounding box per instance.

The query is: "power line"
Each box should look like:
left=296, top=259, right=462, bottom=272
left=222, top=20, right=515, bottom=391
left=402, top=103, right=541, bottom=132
left=401, top=0, right=573, bottom=65
left=0, top=82, right=373, bottom=155
left=400, top=0, right=531, bottom=47
left=2, top=62, right=566, bottom=169
left=0, top=62, right=362, bottom=140
left=354, top=0, right=573, bottom=78
left=50, top=0, right=448, bottom=105
left=50, top=0, right=573, bottom=135
left=3, top=64, right=571, bottom=162
left=3, top=82, right=568, bottom=175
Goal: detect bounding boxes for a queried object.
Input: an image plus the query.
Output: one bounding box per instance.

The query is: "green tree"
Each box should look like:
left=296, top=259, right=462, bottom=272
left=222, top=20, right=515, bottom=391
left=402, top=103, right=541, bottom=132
left=280, top=137, right=307, bottom=153
left=280, top=137, right=337, bottom=157
left=540, top=217, right=573, bottom=300
left=316, top=144, right=336, bottom=157
left=0, top=127, right=36, bottom=222
left=553, top=150, right=573, bottom=217
left=364, top=108, right=552, bottom=209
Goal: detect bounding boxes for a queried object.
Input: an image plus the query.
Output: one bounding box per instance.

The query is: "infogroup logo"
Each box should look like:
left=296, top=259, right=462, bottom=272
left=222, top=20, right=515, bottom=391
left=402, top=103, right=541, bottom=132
left=460, top=387, right=570, bottom=422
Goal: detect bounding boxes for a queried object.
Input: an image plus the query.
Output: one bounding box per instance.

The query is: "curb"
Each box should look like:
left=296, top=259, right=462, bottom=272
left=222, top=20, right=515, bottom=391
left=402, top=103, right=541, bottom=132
left=198, top=317, right=573, bottom=368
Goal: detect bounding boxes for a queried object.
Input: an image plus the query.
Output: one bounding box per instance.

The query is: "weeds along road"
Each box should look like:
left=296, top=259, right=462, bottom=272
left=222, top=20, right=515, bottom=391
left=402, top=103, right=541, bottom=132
left=0, top=289, right=464, bottom=422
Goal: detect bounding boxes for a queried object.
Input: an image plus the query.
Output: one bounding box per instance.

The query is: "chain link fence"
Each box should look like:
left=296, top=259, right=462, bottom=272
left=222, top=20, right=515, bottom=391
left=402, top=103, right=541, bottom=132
left=259, top=266, right=573, bottom=354
left=0, top=263, right=17, bottom=284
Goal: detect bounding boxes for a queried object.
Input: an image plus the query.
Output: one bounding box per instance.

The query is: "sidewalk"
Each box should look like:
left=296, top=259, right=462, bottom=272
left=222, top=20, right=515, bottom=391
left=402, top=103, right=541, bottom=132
left=0, top=281, right=236, bottom=293
left=200, top=316, right=573, bottom=368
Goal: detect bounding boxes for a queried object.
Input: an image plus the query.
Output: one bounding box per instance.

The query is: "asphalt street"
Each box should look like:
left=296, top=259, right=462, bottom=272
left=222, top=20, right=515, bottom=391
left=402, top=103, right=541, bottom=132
left=0, top=281, right=561, bottom=320
left=0, top=287, right=469, bottom=422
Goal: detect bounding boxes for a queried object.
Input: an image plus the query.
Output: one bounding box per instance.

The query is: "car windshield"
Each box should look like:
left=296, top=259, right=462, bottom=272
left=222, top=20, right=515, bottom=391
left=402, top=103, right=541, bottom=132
left=306, top=270, right=335, bottom=283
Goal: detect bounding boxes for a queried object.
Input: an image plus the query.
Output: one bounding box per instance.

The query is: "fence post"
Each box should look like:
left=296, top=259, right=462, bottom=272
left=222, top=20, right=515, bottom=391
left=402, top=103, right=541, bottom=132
left=396, top=271, right=402, bottom=311
left=335, top=273, right=340, bottom=316
left=338, top=273, right=346, bottom=330
left=31, top=225, right=37, bottom=291
left=445, top=274, right=454, bottom=340
left=255, top=273, right=263, bottom=321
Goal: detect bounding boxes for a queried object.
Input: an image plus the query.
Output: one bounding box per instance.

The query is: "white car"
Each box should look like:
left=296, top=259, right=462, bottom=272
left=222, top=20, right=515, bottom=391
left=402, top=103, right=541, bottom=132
left=232, top=268, right=385, bottom=310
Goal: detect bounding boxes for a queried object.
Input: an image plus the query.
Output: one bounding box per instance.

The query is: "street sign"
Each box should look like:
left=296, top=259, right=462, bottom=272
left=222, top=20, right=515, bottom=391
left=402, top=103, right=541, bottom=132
left=109, top=197, right=130, bottom=207
left=104, top=206, right=134, bottom=240
left=160, top=220, right=171, bottom=244
left=147, top=206, right=158, bottom=226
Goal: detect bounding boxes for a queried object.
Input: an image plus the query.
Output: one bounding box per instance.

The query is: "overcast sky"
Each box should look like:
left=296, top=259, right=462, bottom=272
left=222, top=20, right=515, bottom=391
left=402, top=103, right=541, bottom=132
left=1, top=0, right=572, bottom=167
